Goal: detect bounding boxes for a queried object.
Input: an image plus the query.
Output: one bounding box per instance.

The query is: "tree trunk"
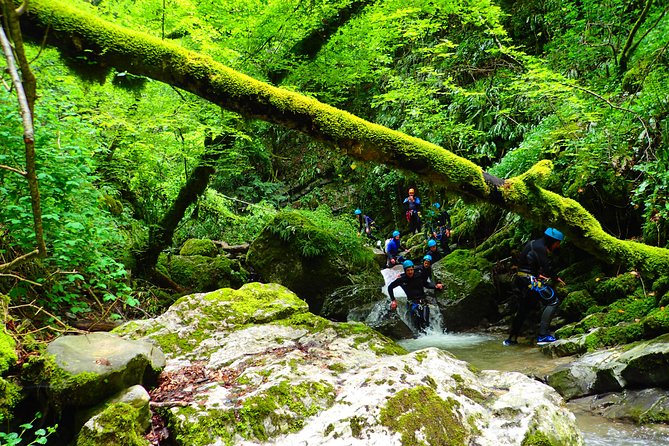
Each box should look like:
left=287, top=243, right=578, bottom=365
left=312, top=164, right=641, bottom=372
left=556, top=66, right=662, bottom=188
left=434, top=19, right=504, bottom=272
left=134, top=132, right=235, bottom=277
left=268, top=0, right=373, bottom=84
left=19, top=0, right=669, bottom=276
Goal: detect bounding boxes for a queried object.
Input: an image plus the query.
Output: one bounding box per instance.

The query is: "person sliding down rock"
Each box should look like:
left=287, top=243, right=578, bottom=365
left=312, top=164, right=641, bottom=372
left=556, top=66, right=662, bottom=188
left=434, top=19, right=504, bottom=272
left=388, top=260, right=441, bottom=333
left=504, top=227, right=566, bottom=346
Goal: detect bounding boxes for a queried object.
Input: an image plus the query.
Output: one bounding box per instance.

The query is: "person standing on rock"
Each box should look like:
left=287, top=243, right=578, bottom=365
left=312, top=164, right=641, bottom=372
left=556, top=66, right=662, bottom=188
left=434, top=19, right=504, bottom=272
left=355, top=208, right=380, bottom=245
left=504, top=227, right=566, bottom=346
left=403, top=188, right=422, bottom=234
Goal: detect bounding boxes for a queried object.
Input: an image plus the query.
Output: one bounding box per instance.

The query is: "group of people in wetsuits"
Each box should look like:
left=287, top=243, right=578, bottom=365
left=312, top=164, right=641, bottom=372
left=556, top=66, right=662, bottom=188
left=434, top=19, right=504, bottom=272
left=356, top=190, right=567, bottom=343
left=355, top=188, right=453, bottom=333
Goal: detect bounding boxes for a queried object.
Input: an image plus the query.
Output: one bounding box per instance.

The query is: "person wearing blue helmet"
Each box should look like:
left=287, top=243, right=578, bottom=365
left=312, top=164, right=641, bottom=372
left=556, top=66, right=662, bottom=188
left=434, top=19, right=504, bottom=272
left=417, top=254, right=443, bottom=291
left=385, top=230, right=403, bottom=268
left=355, top=209, right=379, bottom=243
left=387, top=259, right=438, bottom=332
left=504, top=227, right=567, bottom=346
left=425, top=238, right=444, bottom=263
left=426, top=202, right=452, bottom=254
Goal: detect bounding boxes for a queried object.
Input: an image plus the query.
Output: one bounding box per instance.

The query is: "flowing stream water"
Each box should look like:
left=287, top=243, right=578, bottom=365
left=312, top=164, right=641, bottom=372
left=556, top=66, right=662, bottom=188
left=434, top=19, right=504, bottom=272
left=377, top=266, right=669, bottom=445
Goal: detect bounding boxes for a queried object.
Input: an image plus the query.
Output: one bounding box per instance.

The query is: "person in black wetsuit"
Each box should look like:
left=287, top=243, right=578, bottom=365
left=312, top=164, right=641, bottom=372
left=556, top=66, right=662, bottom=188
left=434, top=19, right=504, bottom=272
left=355, top=208, right=379, bottom=244
left=425, top=239, right=444, bottom=263
left=388, top=260, right=441, bottom=332
left=429, top=202, right=452, bottom=254
left=417, top=254, right=443, bottom=292
left=504, top=227, right=566, bottom=346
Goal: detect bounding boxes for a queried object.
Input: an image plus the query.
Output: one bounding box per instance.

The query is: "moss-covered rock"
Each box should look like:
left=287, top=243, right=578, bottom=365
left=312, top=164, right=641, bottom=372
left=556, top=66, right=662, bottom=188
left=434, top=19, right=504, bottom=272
left=246, top=209, right=379, bottom=314
left=433, top=249, right=499, bottom=331
left=0, top=377, right=22, bottom=425
left=592, top=273, right=643, bottom=305
left=0, top=295, right=17, bottom=375
left=179, top=238, right=218, bottom=257
left=75, top=402, right=150, bottom=446
left=379, top=385, right=469, bottom=445
left=37, top=333, right=165, bottom=408
left=560, top=290, right=598, bottom=322
left=158, top=253, right=248, bottom=292
left=642, top=306, right=669, bottom=337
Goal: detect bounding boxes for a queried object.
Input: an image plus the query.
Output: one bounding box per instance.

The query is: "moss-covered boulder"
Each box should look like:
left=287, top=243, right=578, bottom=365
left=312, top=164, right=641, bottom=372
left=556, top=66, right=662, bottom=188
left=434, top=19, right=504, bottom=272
left=572, top=388, right=669, bottom=424
left=158, top=253, right=248, bottom=292
left=0, top=294, right=20, bottom=424
left=40, top=332, right=165, bottom=408
left=75, top=401, right=150, bottom=446
left=75, top=385, right=151, bottom=446
left=592, top=272, right=643, bottom=305
left=546, top=333, right=669, bottom=401
left=432, top=249, right=499, bottom=331
left=179, top=238, right=219, bottom=257
left=560, top=290, right=598, bottom=322
left=111, top=283, right=582, bottom=445
left=246, top=209, right=380, bottom=314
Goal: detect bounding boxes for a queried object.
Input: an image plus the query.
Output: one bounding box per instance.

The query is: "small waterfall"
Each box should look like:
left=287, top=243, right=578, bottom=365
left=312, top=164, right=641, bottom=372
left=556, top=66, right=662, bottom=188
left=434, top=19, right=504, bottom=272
left=365, top=266, right=445, bottom=336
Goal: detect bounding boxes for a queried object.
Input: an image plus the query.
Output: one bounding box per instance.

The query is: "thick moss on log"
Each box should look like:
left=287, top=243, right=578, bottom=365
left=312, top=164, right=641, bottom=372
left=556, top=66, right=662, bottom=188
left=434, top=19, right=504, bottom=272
left=20, top=0, right=669, bottom=275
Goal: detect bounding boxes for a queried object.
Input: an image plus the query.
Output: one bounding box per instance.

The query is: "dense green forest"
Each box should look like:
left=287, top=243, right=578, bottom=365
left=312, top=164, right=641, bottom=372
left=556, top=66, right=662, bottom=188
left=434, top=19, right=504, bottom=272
left=1, top=0, right=669, bottom=436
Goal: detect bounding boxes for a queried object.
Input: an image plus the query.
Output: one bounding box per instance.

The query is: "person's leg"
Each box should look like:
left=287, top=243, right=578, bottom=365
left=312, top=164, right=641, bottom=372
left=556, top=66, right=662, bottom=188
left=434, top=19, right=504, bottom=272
left=507, top=285, right=532, bottom=342
left=539, top=303, right=559, bottom=337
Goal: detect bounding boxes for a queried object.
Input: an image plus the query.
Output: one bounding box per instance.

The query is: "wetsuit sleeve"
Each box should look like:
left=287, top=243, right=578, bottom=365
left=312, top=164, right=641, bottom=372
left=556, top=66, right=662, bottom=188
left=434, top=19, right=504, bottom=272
left=388, top=276, right=404, bottom=301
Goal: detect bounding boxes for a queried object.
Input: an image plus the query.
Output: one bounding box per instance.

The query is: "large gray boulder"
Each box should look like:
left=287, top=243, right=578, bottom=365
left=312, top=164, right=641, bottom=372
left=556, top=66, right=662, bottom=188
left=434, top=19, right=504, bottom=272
left=246, top=210, right=380, bottom=314
left=546, top=333, right=669, bottom=400
left=115, top=282, right=583, bottom=446
left=571, top=388, right=669, bottom=424
left=44, top=332, right=165, bottom=408
left=433, top=249, right=499, bottom=331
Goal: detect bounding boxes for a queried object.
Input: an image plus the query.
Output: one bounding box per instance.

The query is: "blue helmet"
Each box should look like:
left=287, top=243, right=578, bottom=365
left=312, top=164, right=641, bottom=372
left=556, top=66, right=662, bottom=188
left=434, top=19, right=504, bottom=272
left=392, top=230, right=400, bottom=237
left=544, top=227, right=564, bottom=241
left=423, top=255, right=433, bottom=262
left=427, top=239, right=437, bottom=247
left=433, top=202, right=440, bottom=209
left=402, top=260, right=414, bottom=270
left=354, top=208, right=362, bottom=215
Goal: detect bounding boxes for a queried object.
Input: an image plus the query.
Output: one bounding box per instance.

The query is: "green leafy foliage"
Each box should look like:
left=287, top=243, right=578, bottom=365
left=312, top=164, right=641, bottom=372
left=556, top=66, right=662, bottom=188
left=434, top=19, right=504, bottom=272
left=0, top=412, right=57, bottom=446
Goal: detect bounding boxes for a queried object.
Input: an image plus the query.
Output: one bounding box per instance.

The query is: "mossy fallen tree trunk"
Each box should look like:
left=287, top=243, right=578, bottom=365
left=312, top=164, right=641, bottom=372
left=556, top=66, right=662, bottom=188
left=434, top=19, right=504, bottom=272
left=20, top=0, right=669, bottom=276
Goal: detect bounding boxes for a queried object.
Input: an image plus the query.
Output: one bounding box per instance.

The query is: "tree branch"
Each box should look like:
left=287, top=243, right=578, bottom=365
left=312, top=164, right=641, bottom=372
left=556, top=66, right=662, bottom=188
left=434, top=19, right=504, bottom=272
left=17, top=0, right=669, bottom=276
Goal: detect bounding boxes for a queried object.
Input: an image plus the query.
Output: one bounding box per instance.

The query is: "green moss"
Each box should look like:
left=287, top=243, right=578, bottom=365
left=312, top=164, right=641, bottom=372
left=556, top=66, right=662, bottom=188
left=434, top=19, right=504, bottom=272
left=642, top=306, right=669, bottom=337
left=328, top=363, right=346, bottom=373
left=414, top=351, right=428, bottom=363
left=158, top=253, right=248, bottom=292
left=348, top=415, right=366, bottom=438
left=560, top=290, right=598, bottom=322
left=379, top=386, right=468, bottom=446
left=0, top=331, right=17, bottom=376
left=521, top=430, right=553, bottom=446
left=168, top=380, right=335, bottom=444
left=0, top=377, right=22, bottom=424
left=592, top=273, right=642, bottom=304
left=179, top=238, right=218, bottom=257
left=76, top=402, right=150, bottom=446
